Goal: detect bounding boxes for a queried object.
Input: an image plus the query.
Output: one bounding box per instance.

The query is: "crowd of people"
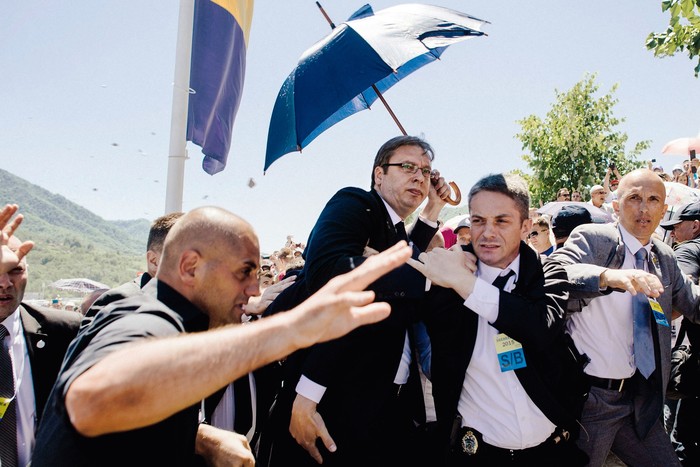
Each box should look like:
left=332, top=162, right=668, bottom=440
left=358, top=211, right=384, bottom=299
left=2, top=135, right=700, bottom=467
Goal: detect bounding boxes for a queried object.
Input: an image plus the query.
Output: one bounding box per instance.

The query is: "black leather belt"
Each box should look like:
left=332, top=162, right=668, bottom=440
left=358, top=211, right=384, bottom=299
left=587, top=374, right=630, bottom=392
left=451, top=425, right=571, bottom=460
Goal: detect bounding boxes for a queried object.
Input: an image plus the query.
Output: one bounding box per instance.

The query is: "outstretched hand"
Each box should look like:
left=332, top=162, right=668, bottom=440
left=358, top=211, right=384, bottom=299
left=600, top=269, right=663, bottom=297
left=291, top=241, right=412, bottom=349
left=408, top=247, right=478, bottom=298
left=244, top=274, right=297, bottom=316
left=1, top=204, right=34, bottom=274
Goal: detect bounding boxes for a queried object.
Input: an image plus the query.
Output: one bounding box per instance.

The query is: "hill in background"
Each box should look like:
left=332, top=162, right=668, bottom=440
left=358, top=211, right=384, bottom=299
left=0, top=169, right=149, bottom=298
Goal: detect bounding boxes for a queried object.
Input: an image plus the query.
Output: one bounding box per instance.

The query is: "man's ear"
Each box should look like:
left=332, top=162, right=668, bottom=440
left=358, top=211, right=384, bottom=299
left=612, top=199, right=620, bottom=215
left=178, top=250, right=200, bottom=285
left=146, top=250, right=159, bottom=273
left=374, top=165, right=384, bottom=188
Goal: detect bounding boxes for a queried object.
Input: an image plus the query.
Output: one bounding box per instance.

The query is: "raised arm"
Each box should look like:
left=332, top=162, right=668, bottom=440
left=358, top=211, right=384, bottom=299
left=65, top=242, right=412, bottom=437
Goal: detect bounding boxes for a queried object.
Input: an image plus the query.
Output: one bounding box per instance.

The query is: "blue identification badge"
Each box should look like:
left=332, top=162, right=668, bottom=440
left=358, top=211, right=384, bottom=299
left=494, top=333, right=527, bottom=372
left=648, top=297, right=669, bottom=327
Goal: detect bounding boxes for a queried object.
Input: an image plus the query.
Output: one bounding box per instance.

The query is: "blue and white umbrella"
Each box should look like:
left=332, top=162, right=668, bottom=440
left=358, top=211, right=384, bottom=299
left=264, top=3, right=489, bottom=172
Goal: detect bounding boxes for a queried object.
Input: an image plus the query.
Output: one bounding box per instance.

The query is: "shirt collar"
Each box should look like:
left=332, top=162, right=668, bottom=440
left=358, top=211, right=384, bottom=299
left=1, top=307, right=21, bottom=338
left=151, top=280, right=209, bottom=333
left=377, top=194, right=402, bottom=225
left=477, top=255, right=521, bottom=285
left=618, top=224, right=651, bottom=256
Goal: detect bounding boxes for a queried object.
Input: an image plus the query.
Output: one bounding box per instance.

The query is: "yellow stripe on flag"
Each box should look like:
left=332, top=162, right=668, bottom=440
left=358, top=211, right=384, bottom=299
left=212, top=0, right=254, bottom=44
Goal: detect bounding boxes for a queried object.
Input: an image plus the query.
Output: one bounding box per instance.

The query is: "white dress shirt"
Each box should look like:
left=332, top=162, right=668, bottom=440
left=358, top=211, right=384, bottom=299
left=210, top=373, right=257, bottom=443
left=2, top=308, right=35, bottom=467
left=566, top=224, right=650, bottom=379
left=458, top=257, right=556, bottom=449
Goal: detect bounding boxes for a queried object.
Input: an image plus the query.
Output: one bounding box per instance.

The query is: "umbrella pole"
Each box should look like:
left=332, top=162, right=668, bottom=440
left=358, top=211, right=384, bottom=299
left=371, top=85, right=407, bottom=135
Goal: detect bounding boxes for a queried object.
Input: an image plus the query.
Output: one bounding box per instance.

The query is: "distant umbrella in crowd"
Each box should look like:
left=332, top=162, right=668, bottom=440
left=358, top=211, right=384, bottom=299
left=50, top=278, right=110, bottom=294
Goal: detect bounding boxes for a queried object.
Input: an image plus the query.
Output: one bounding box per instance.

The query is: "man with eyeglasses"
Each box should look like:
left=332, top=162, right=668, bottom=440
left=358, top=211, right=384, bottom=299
left=556, top=188, right=571, bottom=202
left=264, top=135, right=451, bottom=466
left=528, top=216, right=555, bottom=257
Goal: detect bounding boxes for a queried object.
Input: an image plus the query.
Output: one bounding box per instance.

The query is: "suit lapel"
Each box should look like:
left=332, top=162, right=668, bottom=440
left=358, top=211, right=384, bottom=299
left=19, top=306, right=48, bottom=362
left=370, top=189, right=401, bottom=247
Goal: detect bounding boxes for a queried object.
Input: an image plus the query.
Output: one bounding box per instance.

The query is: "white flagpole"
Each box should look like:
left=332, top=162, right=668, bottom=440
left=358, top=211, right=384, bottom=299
left=165, top=0, right=195, bottom=214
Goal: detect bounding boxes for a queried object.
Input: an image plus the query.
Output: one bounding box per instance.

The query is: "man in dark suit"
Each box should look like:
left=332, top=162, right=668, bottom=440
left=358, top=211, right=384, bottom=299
left=408, top=173, right=588, bottom=466
left=1, top=225, right=81, bottom=466
left=548, top=169, right=700, bottom=466
left=265, top=135, right=451, bottom=466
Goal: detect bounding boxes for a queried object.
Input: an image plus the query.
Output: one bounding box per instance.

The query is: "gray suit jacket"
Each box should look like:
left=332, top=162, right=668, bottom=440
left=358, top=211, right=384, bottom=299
left=548, top=222, right=700, bottom=437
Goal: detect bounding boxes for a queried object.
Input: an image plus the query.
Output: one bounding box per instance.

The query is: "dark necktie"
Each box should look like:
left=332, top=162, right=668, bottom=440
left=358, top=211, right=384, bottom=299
left=492, top=269, right=515, bottom=290
left=395, top=221, right=408, bottom=243
left=233, top=375, right=252, bottom=435
left=0, top=325, right=18, bottom=467
left=633, top=248, right=656, bottom=378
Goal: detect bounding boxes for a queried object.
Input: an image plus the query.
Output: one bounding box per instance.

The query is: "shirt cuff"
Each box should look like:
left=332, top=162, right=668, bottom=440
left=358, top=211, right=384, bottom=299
left=296, top=375, right=326, bottom=404
left=463, top=277, right=500, bottom=323
left=418, top=215, right=439, bottom=228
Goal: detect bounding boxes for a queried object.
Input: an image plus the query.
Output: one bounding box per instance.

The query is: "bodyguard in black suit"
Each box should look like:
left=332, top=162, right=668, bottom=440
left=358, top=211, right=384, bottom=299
left=409, top=173, right=588, bottom=466
left=264, top=136, right=451, bottom=466
left=1, top=234, right=81, bottom=466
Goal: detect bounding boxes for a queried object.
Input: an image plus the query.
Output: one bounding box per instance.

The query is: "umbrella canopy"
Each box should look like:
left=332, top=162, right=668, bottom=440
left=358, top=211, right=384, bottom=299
left=536, top=201, right=614, bottom=224
left=264, top=3, right=488, bottom=171
left=50, top=278, right=110, bottom=294
left=661, top=137, right=700, bottom=157
left=664, top=181, right=700, bottom=207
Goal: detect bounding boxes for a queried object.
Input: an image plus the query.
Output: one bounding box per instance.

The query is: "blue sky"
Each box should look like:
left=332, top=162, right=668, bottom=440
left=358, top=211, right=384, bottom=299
left=2, top=1, right=699, bottom=253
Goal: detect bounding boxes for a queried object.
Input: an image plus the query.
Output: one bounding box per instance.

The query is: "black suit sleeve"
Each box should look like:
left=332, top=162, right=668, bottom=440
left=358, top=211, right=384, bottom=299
left=492, top=254, right=569, bottom=351
left=303, top=188, right=428, bottom=297
left=296, top=188, right=427, bottom=389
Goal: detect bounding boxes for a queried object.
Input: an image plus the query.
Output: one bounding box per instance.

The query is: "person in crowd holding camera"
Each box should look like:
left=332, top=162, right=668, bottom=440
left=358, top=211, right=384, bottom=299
left=603, top=163, right=622, bottom=203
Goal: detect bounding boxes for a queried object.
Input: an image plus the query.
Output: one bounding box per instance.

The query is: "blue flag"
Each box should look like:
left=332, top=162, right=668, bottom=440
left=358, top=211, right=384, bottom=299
left=187, top=0, right=254, bottom=175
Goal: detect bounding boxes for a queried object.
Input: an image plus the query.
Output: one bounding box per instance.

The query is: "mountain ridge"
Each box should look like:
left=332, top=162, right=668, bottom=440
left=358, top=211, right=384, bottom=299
left=0, top=168, right=149, bottom=296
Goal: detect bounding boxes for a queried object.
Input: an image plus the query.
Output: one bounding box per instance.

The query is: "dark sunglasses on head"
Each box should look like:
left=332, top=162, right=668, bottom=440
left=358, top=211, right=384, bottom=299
left=528, top=231, right=540, bottom=239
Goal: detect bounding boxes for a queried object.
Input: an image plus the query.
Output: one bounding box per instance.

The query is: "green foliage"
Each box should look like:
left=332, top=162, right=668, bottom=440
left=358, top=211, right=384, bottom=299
left=405, top=201, right=470, bottom=227
left=0, top=169, right=149, bottom=297
left=646, top=0, right=700, bottom=77
left=516, top=74, right=650, bottom=206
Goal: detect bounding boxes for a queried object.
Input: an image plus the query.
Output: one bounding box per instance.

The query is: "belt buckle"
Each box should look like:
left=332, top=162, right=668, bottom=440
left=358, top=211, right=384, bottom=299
left=617, top=378, right=625, bottom=392
left=461, top=430, right=479, bottom=455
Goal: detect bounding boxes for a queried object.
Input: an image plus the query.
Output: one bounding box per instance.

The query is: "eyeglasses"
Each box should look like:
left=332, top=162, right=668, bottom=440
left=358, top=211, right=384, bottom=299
left=528, top=230, right=548, bottom=239
left=382, top=162, right=432, bottom=178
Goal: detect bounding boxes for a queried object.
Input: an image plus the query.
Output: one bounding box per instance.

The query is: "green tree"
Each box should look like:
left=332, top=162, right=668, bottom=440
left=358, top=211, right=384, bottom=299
left=647, top=0, right=700, bottom=77
left=516, top=74, right=650, bottom=206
